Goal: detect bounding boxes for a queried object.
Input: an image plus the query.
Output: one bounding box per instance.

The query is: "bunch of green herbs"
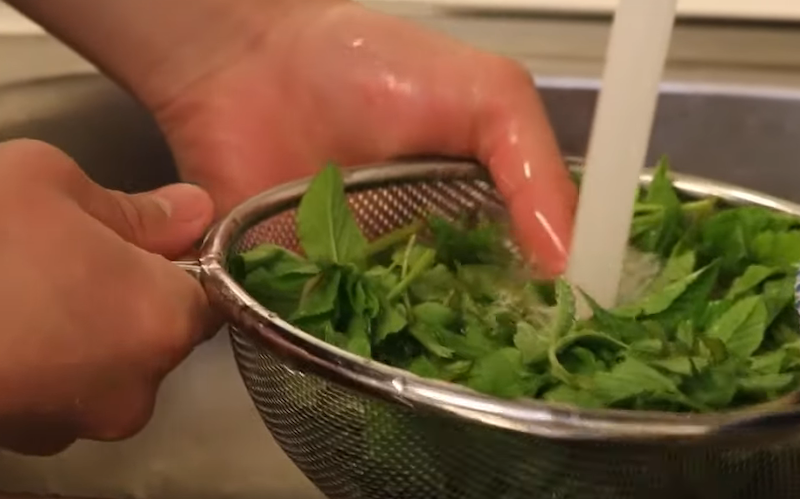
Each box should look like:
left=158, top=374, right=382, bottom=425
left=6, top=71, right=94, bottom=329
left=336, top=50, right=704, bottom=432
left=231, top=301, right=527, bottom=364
left=230, top=159, right=800, bottom=413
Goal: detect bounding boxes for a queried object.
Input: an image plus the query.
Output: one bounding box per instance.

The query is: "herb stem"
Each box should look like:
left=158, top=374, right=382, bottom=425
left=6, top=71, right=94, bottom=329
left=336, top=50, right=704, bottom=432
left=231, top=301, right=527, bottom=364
left=388, top=249, right=436, bottom=301
left=366, top=219, right=426, bottom=257
left=682, top=198, right=717, bottom=215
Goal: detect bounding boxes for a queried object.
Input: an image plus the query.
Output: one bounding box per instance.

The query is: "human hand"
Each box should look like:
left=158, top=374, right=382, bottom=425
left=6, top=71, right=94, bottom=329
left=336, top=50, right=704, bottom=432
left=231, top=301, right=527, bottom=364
left=151, top=3, right=577, bottom=276
left=0, top=139, right=214, bottom=455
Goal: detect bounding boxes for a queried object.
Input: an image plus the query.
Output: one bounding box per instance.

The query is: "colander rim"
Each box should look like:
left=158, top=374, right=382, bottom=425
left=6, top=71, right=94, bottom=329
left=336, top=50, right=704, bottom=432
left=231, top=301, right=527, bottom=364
left=198, top=157, right=800, bottom=442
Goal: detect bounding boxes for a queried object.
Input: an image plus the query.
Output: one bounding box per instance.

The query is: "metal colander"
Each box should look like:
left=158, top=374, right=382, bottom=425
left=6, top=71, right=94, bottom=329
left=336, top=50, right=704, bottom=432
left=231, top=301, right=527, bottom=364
left=187, top=158, right=800, bottom=499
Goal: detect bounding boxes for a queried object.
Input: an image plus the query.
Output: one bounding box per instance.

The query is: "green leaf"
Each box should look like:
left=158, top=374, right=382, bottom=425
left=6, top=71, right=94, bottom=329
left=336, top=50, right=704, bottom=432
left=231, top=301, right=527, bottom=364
left=456, top=264, right=512, bottom=303
left=706, top=296, right=768, bottom=358
left=561, top=347, right=605, bottom=376
left=683, top=360, right=743, bottom=410
left=235, top=244, right=321, bottom=316
left=647, top=249, right=696, bottom=293
left=345, top=314, right=372, bottom=358
left=548, top=331, right=629, bottom=385
left=630, top=338, right=664, bottom=355
left=388, top=247, right=437, bottom=301
left=450, top=318, right=498, bottom=360
left=407, top=356, right=472, bottom=382
left=726, top=265, right=784, bottom=300
left=407, top=355, right=440, bottom=379
left=291, top=268, right=343, bottom=321
left=428, top=214, right=512, bottom=268
left=550, top=279, right=576, bottom=340
left=649, top=263, right=720, bottom=329
left=582, top=291, right=646, bottom=343
left=231, top=243, right=315, bottom=276
left=590, top=357, right=681, bottom=406
left=617, top=265, right=715, bottom=318
left=513, top=321, right=550, bottom=364
left=649, top=356, right=708, bottom=376
left=637, top=156, right=683, bottom=255
left=738, top=373, right=795, bottom=395
left=543, top=385, right=604, bottom=409
left=751, top=231, right=800, bottom=268
left=750, top=350, right=786, bottom=375
left=408, top=323, right=455, bottom=359
left=413, top=302, right=457, bottom=329
left=297, top=164, right=367, bottom=264
left=699, top=206, right=798, bottom=275
left=409, top=264, right=457, bottom=302
left=762, top=273, right=796, bottom=325
left=374, top=301, right=407, bottom=341
left=466, top=348, right=538, bottom=399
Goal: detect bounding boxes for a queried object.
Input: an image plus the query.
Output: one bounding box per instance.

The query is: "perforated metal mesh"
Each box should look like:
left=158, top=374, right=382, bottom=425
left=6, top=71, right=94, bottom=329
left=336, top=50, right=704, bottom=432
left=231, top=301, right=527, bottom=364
left=226, top=175, right=800, bottom=499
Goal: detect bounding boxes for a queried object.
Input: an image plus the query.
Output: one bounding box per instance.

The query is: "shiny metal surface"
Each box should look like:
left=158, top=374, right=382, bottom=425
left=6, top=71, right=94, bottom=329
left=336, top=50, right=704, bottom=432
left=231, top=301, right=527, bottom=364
left=212, top=159, right=800, bottom=499
left=3, top=72, right=800, bottom=498
left=205, top=159, right=800, bottom=441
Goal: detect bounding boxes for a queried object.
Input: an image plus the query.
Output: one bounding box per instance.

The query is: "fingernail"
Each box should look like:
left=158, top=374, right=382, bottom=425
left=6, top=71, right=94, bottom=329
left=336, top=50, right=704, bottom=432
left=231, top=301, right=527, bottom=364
left=152, top=183, right=213, bottom=223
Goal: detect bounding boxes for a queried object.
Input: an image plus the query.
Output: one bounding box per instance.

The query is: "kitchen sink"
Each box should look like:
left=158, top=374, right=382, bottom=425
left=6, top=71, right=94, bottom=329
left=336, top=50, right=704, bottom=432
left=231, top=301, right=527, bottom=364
left=1, top=72, right=800, bottom=499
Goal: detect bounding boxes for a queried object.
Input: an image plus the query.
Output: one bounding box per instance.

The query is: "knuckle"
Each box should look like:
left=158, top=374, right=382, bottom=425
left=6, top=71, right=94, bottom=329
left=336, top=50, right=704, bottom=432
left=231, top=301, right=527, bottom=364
left=108, top=191, right=149, bottom=244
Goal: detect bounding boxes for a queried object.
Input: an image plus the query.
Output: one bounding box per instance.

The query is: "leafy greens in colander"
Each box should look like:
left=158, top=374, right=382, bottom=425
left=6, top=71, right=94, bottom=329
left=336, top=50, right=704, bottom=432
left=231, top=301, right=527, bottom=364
left=230, top=159, right=800, bottom=413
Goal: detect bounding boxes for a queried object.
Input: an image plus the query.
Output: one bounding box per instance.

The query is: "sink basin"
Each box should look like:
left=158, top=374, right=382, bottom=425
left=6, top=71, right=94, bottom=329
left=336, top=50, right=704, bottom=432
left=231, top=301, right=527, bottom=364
left=1, top=72, right=800, bottom=499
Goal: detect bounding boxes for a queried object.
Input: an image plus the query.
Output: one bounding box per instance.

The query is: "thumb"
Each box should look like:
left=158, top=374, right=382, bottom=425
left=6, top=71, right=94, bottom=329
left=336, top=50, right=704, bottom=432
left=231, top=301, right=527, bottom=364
left=94, top=184, right=214, bottom=258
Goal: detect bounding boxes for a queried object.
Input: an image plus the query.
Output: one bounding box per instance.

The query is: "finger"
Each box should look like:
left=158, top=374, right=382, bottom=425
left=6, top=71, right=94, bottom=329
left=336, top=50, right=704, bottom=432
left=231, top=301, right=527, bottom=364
left=0, top=139, right=214, bottom=259
left=141, top=255, right=218, bottom=373
left=476, top=67, right=578, bottom=277
left=90, top=184, right=214, bottom=259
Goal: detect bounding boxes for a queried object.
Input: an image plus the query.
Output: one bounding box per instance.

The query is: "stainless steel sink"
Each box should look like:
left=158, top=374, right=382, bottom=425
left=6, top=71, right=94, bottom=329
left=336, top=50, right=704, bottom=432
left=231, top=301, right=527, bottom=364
left=1, top=72, right=800, bottom=499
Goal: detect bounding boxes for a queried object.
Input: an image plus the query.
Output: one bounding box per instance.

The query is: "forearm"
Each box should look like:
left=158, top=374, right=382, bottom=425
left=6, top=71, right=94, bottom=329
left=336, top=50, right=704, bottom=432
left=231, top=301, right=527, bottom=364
left=7, top=0, right=342, bottom=109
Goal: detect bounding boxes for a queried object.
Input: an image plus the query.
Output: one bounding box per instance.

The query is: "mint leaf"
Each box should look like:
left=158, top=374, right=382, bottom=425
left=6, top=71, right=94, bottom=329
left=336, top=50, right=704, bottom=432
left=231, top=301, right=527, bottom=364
left=409, top=264, right=457, bottom=302
left=582, top=291, right=646, bottom=343
left=738, top=373, right=795, bottom=395
left=466, top=348, right=538, bottom=399
left=590, top=357, right=681, bottom=406
left=650, top=356, right=708, bottom=376
left=650, top=262, right=720, bottom=329
left=297, top=164, right=367, bottom=265
left=408, top=323, right=455, bottom=359
left=762, top=273, right=796, bottom=325
left=428, top=214, right=512, bottom=268
left=751, top=231, right=800, bottom=268
left=292, top=268, right=343, bottom=321
left=514, top=321, right=550, bottom=364
left=706, top=296, right=768, bottom=358
left=684, top=360, right=743, bottom=410
left=374, top=301, right=407, bottom=341
left=617, top=264, right=717, bottom=326
left=413, top=302, right=457, bottom=329
left=345, top=314, right=372, bottom=358
left=726, top=265, right=784, bottom=300
left=238, top=246, right=320, bottom=317
left=550, top=279, right=576, bottom=340
left=543, top=385, right=604, bottom=409
left=647, top=249, right=696, bottom=294
left=749, top=350, right=786, bottom=375
left=637, top=156, right=683, bottom=256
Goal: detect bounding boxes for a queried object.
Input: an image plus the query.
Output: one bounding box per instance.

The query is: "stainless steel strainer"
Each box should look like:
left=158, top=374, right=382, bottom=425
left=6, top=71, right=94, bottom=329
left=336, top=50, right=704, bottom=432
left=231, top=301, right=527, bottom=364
left=184, top=158, right=800, bottom=499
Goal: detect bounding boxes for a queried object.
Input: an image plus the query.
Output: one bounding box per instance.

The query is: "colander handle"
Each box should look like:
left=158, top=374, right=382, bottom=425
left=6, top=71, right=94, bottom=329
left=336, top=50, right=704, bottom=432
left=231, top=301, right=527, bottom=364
left=173, top=259, right=202, bottom=280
